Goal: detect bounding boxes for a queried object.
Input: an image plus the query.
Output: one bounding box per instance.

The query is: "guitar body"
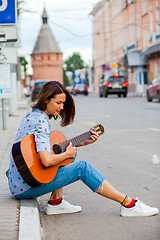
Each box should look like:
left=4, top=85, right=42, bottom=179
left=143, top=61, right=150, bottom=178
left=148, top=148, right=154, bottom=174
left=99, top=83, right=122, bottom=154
left=12, top=124, right=104, bottom=187
left=12, top=131, right=73, bottom=187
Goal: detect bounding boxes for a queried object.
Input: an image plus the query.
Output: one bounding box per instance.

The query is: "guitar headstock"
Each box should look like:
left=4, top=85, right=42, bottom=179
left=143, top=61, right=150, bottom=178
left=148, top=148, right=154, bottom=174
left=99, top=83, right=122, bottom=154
left=92, top=124, right=104, bottom=136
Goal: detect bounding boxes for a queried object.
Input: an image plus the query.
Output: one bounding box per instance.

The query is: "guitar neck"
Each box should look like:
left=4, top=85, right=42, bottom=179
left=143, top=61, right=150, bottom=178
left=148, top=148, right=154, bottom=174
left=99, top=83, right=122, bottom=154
left=59, top=131, right=92, bottom=152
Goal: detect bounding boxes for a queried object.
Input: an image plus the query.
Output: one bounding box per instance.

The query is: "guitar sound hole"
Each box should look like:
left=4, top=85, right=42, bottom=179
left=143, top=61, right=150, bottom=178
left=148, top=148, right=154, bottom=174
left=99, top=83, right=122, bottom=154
left=52, top=144, right=62, bottom=154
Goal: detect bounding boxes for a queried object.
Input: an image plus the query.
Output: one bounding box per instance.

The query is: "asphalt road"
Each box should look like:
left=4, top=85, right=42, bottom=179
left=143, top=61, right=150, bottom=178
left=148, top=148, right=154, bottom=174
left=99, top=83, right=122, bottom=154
left=38, top=94, right=160, bottom=240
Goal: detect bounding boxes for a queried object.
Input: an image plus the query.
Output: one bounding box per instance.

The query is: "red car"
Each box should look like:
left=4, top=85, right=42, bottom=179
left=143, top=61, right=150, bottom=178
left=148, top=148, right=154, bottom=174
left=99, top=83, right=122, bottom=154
left=146, top=75, right=160, bottom=102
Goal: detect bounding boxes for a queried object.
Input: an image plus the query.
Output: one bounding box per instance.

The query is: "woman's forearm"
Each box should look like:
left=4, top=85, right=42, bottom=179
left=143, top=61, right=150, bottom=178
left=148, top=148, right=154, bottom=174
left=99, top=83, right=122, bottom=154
left=39, top=151, right=70, bottom=167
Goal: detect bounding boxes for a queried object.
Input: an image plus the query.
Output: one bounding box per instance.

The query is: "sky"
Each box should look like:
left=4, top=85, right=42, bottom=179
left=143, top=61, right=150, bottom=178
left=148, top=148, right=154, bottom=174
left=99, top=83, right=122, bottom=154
left=19, top=0, right=98, bottom=73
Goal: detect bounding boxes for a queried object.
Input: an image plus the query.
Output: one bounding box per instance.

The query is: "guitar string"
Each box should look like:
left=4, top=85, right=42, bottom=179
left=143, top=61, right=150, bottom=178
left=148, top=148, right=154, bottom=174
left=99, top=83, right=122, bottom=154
left=53, top=128, right=103, bottom=153
left=58, top=131, right=92, bottom=152
left=68, top=131, right=91, bottom=146
left=69, top=131, right=91, bottom=146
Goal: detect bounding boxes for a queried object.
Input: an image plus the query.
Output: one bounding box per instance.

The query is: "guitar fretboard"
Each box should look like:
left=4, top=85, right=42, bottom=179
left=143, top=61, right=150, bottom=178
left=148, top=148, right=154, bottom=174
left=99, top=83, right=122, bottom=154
left=59, top=131, right=92, bottom=152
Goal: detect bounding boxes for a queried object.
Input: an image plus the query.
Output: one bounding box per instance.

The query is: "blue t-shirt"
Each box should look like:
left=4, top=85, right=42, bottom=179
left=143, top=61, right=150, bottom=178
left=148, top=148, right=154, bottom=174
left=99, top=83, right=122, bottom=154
left=8, top=109, right=51, bottom=196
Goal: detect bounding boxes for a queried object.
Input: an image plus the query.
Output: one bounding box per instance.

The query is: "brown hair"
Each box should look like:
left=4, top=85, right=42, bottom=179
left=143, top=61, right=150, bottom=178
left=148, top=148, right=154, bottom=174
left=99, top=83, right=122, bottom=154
left=32, top=81, right=75, bottom=127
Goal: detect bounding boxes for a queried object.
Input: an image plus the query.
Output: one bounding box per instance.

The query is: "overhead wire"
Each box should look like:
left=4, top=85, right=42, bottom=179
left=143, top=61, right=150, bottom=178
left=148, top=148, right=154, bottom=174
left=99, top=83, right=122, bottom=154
left=20, top=10, right=159, bottom=27
left=19, top=1, right=160, bottom=38
left=20, top=12, right=159, bottom=38
left=20, top=0, right=158, bottom=15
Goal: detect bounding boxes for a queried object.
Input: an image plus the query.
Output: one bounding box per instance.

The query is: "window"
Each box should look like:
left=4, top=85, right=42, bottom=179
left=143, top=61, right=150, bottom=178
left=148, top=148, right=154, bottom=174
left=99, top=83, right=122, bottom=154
left=156, top=1, right=160, bottom=31
left=128, top=0, right=133, bottom=4
left=155, top=61, right=160, bottom=76
left=123, top=0, right=128, bottom=9
left=143, top=29, right=148, bottom=47
left=142, top=0, right=148, bottom=16
left=150, top=5, right=153, bottom=34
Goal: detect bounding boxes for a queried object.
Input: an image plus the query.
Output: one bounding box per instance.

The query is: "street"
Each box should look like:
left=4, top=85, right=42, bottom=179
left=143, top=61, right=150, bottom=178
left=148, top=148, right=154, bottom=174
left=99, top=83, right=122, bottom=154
left=38, top=94, right=160, bottom=240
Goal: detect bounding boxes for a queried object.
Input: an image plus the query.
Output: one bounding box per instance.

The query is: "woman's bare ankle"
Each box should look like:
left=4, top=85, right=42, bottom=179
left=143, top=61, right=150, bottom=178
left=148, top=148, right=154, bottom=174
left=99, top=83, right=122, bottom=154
left=122, top=196, right=132, bottom=206
left=50, top=192, right=62, bottom=200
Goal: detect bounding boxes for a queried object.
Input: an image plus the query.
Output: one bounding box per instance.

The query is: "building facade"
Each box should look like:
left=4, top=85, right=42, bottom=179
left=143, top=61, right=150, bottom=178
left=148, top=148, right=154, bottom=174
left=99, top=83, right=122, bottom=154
left=90, top=0, right=160, bottom=94
left=31, top=8, right=63, bottom=83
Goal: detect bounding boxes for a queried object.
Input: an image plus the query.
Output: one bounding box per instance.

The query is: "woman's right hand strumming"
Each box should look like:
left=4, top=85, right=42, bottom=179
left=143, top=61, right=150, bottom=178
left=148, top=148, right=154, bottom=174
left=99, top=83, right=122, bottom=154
left=66, top=142, right=77, bottom=159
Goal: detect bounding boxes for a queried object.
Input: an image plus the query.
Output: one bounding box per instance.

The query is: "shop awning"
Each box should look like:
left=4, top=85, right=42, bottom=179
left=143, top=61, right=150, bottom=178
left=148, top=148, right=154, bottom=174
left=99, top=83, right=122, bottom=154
left=127, top=51, right=148, bottom=66
left=144, top=43, right=160, bottom=55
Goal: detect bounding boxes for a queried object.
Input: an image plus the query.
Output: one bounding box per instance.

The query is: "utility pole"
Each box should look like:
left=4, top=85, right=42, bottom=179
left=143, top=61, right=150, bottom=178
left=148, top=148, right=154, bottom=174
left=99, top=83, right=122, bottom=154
left=0, top=0, right=18, bottom=129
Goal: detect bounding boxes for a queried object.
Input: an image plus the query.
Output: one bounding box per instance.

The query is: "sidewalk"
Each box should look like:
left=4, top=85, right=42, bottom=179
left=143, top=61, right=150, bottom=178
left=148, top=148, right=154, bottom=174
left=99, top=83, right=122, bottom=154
left=0, top=93, right=149, bottom=240
left=0, top=98, right=41, bottom=240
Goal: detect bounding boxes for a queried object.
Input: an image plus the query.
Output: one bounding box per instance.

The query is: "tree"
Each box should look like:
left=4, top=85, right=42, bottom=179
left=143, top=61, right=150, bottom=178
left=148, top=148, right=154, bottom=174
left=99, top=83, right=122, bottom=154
left=17, top=0, right=25, bottom=17
left=20, top=56, right=28, bottom=73
left=64, top=52, right=84, bottom=75
left=85, top=70, right=89, bottom=87
left=63, top=69, right=70, bottom=87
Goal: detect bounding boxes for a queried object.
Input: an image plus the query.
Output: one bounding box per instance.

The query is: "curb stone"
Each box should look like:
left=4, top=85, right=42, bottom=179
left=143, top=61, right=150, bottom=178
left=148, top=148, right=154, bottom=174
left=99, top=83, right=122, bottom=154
left=0, top=99, right=42, bottom=240
left=128, top=92, right=146, bottom=97
left=19, top=199, right=41, bottom=240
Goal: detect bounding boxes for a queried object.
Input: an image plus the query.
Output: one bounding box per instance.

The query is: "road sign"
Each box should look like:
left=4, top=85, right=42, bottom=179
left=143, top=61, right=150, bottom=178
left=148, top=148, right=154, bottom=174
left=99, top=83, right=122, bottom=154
left=0, top=63, right=12, bottom=98
left=111, top=64, right=117, bottom=69
left=0, top=0, right=17, bottom=24
left=0, top=25, right=17, bottom=42
left=0, top=46, right=17, bottom=64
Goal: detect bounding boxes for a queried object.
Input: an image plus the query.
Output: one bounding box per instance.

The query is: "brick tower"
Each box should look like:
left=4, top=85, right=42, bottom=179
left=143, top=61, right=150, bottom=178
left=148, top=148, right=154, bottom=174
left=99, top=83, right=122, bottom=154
left=31, top=8, right=63, bottom=83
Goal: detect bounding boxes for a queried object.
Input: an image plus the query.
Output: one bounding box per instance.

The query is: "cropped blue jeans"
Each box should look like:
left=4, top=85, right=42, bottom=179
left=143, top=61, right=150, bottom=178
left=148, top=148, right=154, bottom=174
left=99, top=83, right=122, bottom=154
left=15, top=158, right=106, bottom=199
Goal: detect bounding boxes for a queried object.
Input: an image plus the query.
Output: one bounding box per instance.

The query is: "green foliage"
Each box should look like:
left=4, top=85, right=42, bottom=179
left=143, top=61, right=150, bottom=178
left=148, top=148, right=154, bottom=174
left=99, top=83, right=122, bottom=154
left=63, top=52, right=86, bottom=86
left=17, top=0, right=25, bottom=17
left=63, top=69, right=70, bottom=87
left=20, top=56, right=28, bottom=73
left=64, top=52, right=84, bottom=75
left=85, top=71, right=89, bottom=87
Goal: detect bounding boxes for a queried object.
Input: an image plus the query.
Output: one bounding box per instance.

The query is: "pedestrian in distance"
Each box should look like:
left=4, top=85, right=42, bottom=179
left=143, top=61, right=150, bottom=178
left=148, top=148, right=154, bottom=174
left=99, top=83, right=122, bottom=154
left=7, top=81, right=159, bottom=217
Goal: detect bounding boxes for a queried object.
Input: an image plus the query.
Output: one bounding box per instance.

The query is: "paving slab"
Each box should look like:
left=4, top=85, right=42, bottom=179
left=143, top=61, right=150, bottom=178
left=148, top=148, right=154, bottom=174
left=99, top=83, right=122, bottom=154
left=0, top=98, right=41, bottom=240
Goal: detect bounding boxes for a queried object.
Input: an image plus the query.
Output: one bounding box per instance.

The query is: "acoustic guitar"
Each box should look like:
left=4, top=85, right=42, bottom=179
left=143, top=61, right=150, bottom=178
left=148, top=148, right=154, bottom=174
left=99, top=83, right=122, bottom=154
left=12, top=124, right=104, bottom=187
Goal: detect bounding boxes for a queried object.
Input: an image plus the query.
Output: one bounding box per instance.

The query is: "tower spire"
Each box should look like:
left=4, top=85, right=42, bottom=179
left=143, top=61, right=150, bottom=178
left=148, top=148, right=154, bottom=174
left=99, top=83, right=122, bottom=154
left=42, top=7, right=48, bottom=24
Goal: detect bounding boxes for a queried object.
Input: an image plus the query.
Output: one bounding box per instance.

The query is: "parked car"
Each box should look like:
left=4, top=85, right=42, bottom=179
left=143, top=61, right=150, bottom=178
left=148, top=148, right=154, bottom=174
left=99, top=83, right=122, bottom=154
left=31, top=80, right=49, bottom=101
left=66, top=85, right=76, bottom=95
left=72, top=83, right=89, bottom=96
left=23, top=87, right=31, bottom=97
left=99, top=75, right=128, bottom=98
left=146, top=76, right=160, bottom=102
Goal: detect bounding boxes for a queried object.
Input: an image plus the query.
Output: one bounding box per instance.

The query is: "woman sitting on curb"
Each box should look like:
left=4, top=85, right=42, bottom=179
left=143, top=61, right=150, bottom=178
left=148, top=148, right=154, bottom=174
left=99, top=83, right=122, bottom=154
left=7, top=81, right=159, bottom=217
